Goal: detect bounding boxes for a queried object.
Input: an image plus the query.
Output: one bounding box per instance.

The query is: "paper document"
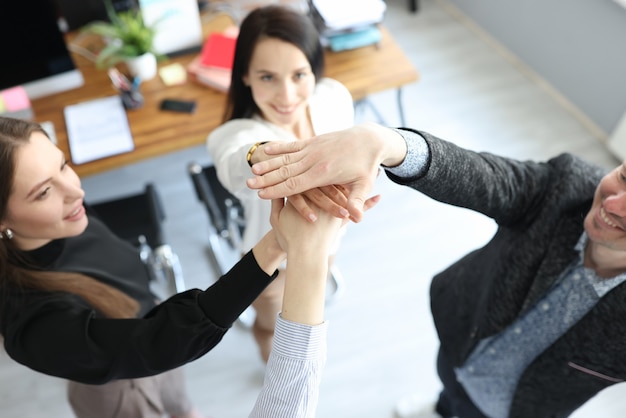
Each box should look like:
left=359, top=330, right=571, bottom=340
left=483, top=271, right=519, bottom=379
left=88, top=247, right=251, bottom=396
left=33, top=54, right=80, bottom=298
left=312, top=0, right=386, bottom=30
left=64, top=95, right=135, bottom=165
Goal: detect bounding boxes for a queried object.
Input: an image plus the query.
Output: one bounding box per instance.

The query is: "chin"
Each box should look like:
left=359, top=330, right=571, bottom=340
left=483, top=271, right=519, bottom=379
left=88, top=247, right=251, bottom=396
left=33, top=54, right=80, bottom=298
left=584, top=218, right=604, bottom=244
left=270, top=113, right=295, bottom=125
left=67, top=218, right=89, bottom=237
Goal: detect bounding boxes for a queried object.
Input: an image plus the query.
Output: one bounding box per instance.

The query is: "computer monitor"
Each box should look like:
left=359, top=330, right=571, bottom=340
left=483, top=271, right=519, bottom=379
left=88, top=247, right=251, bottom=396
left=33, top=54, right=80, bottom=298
left=0, top=0, right=84, bottom=99
left=54, top=0, right=137, bottom=31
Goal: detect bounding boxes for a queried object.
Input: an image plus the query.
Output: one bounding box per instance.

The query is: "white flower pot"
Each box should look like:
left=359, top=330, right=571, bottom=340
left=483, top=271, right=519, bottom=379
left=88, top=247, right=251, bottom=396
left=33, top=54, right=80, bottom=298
left=125, top=52, right=157, bottom=81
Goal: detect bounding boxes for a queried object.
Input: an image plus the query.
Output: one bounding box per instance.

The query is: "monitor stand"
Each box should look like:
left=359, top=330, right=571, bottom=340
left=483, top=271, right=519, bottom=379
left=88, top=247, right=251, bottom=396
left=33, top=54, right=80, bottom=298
left=22, top=70, right=85, bottom=100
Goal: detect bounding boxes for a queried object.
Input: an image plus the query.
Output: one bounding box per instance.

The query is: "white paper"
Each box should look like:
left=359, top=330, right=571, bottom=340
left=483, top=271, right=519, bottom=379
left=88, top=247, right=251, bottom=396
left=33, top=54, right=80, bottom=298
left=64, top=95, right=135, bottom=165
left=312, top=0, right=386, bottom=30
left=139, top=0, right=203, bottom=55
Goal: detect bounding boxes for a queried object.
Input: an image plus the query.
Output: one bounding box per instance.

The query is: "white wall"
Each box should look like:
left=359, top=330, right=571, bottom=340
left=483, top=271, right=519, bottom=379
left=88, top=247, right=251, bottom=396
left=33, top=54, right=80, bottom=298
left=445, top=0, right=626, bottom=138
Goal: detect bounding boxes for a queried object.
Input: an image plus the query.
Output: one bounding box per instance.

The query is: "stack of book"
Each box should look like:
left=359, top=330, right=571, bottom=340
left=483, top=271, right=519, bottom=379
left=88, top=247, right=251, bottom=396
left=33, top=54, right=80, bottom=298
left=309, top=0, right=385, bottom=51
left=187, top=28, right=238, bottom=92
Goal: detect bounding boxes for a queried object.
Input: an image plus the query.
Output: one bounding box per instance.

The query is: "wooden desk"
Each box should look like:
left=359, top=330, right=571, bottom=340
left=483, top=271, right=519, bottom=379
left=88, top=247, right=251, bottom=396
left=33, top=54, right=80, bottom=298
left=30, top=18, right=418, bottom=177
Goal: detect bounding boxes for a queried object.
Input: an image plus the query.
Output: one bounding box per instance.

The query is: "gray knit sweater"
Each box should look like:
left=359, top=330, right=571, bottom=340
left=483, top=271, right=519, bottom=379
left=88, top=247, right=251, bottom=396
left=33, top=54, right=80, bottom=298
left=386, top=129, right=622, bottom=418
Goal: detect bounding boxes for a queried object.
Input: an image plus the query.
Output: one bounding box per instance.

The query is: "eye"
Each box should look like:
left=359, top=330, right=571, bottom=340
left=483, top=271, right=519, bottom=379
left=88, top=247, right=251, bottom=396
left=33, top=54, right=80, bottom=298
left=294, top=72, right=307, bottom=80
left=36, top=187, right=51, bottom=200
left=260, top=74, right=273, bottom=82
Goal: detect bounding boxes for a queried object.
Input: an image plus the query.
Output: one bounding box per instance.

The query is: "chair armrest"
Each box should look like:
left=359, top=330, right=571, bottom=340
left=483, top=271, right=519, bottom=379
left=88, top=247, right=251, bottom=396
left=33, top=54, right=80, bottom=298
left=188, top=161, right=228, bottom=234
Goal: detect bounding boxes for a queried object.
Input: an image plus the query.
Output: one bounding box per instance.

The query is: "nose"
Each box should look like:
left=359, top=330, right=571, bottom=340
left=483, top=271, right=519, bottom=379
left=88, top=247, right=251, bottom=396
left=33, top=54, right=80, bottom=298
left=604, top=190, right=626, bottom=217
left=276, top=80, right=296, bottom=103
left=61, top=179, right=85, bottom=203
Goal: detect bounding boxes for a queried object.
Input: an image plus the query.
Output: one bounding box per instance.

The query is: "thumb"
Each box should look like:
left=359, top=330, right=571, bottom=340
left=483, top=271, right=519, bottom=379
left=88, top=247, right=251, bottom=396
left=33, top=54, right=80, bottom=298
left=346, top=183, right=369, bottom=223
left=270, top=198, right=285, bottom=227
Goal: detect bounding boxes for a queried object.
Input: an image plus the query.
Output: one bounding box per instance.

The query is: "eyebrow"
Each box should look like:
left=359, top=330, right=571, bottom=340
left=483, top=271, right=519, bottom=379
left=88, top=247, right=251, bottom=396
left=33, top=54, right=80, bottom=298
left=25, top=178, right=50, bottom=199
left=25, top=155, right=65, bottom=199
left=253, top=66, right=310, bottom=74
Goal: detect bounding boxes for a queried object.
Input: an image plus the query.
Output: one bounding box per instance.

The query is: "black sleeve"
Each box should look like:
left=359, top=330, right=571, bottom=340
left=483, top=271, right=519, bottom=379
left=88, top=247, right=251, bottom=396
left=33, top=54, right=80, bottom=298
left=2, top=251, right=278, bottom=384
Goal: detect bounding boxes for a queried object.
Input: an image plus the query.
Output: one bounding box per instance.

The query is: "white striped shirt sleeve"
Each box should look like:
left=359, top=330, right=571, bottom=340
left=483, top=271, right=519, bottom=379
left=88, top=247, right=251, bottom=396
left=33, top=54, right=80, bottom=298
left=249, top=314, right=328, bottom=418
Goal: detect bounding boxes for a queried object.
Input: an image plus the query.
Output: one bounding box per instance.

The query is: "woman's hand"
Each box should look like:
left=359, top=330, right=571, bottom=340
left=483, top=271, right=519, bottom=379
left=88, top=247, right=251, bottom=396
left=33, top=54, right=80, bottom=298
left=251, top=229, right=287, bottom=276
left=288, top=186, right=381, bottom=223
left=271, top=197, right=343, bottom=255
left=271, top=197, right=343, bottom=326
left=287, top=185, right=349, bottom=222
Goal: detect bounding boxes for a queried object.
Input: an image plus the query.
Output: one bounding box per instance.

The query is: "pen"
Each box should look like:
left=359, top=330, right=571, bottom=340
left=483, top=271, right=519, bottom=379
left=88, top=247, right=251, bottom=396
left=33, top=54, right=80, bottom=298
left=108, top=68, right=131, bottom=91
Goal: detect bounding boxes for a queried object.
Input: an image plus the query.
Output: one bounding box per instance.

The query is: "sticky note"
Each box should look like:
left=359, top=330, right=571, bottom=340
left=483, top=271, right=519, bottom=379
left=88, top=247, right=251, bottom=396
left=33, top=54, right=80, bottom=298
left=0, top=96, right=5, bottom=113
left=1, top=86, right=31, bottom=112
left=159, top=63, right=187, bottom=86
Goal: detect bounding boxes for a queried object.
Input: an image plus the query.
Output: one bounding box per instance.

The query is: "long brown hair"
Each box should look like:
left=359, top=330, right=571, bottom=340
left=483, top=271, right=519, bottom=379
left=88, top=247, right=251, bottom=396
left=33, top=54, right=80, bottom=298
left=0, top=117, right=138, bottom=319
left=223, top=4, right=324, bottom=121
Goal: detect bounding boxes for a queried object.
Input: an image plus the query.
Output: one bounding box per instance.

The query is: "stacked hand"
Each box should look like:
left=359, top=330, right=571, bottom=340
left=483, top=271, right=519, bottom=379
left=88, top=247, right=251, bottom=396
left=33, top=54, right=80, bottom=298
left=271, top=197, right=344, bottom=255
left=247, top=123, right=406, bottom=222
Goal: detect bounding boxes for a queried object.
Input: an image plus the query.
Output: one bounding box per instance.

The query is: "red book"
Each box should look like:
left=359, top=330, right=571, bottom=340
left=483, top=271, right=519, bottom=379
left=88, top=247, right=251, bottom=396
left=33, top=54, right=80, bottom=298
left=187, top=56, right=231, bottom=92
left=199, top=33, right=237, bottom=70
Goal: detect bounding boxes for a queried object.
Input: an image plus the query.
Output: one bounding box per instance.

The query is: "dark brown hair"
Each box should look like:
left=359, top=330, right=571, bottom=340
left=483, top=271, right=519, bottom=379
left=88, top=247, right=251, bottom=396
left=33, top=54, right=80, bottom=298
left=223, top=4, right=324, bottom=121
left=0, top=116, right=138, bottom=319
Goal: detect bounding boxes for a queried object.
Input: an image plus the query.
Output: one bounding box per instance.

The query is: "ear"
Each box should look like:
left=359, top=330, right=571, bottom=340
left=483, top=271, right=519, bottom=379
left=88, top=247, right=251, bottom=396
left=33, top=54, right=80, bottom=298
left=242, top=74, right=250, bottom=87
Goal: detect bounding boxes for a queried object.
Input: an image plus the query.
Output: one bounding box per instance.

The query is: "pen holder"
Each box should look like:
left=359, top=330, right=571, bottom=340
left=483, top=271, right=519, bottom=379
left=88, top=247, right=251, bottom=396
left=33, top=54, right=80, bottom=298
left=120, top=88, right=144, bottom=110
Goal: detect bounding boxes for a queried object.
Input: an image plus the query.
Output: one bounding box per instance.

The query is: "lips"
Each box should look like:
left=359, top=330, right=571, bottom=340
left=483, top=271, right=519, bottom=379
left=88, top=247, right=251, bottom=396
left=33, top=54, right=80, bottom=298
left=65, top=203, right=85, bottom=221
left=273, top=105, right=296, bottom=115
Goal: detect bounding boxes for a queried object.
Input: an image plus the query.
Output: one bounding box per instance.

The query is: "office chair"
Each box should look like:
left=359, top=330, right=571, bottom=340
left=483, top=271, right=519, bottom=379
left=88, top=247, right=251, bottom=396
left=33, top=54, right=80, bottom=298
left=187, top=163, right=246, bottom=278
left=87, top=183, right=186, bottom=300
left=187, top=161, right=345, bottom=327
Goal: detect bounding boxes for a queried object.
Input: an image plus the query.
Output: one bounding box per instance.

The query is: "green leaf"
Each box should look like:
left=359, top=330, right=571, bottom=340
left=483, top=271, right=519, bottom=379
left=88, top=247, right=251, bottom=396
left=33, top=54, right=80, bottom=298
left=95, top=43, right=125, bottom=68
left=81, top=0, right=163, bottom=66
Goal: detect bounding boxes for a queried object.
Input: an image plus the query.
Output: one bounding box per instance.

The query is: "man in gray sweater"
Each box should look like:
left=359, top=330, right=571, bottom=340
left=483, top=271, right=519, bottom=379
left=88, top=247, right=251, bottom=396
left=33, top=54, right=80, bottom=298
left=246, top=122, right=626, bottom=418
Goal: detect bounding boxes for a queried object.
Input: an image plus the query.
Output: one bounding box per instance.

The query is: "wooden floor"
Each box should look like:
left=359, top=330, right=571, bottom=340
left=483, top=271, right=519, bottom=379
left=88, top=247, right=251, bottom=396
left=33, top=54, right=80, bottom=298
left=2, top=0, right=625, bottom=416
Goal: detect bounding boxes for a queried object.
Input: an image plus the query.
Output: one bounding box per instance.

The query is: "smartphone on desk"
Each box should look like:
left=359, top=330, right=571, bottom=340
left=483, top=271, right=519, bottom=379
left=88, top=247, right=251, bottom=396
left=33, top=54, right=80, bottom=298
left=159, top=98, right=197, bottom=113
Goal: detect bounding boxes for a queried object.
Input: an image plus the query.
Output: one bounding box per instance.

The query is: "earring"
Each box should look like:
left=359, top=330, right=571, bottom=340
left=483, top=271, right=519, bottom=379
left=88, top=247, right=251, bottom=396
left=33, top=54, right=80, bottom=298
left=2, top=229, right=13, bottom=240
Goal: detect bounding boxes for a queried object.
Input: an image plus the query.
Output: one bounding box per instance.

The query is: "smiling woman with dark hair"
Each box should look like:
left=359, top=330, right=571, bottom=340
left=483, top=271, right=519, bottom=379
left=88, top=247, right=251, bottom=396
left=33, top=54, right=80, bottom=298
left=207, top=4, right=355, bottom=363
left=0, top=115, right=356, bottom=418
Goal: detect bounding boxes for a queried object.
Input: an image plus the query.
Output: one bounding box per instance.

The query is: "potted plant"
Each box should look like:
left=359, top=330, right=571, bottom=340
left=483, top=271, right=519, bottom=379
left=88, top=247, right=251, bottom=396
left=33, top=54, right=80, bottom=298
left=83, top=0, right=161, bottom=80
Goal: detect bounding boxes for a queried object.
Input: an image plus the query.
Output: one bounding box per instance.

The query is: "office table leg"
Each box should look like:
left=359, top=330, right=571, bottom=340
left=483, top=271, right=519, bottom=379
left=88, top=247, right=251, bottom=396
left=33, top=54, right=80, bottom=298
left=397, top=88, right=407, bottom=126
left=355, top=98, right=387, bottom=125
left=355, top=89, right=407, bottom=127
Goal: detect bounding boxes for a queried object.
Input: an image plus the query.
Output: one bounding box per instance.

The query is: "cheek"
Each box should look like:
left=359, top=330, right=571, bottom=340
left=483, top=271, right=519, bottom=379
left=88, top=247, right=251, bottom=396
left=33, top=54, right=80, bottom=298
left=249, top=83, right=272, bottom=104
left=6, top=199, right=62, bottom=231
left=299, top=80, right=315, bottom=99
left=597, top=172, right=620, bottom=195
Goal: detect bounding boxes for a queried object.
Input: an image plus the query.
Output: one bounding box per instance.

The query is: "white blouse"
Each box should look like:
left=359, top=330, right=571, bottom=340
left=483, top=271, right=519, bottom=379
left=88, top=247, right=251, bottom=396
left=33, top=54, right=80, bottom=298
left=207, top=77, right=355, bottom=251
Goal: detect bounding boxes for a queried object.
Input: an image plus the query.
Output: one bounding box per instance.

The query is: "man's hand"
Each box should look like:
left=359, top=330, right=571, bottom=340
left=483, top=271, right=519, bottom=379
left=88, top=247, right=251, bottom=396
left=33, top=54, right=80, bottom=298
left=247, top=123, right=403, bottom=221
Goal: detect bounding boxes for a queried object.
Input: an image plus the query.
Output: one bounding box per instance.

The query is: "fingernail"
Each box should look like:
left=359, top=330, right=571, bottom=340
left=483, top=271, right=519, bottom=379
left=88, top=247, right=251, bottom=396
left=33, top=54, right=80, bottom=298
left=308, top=213, right=317, bottom=222
left=339, top=208, right=349, bottom=217
left=247, top=177, right=256, bottom=186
